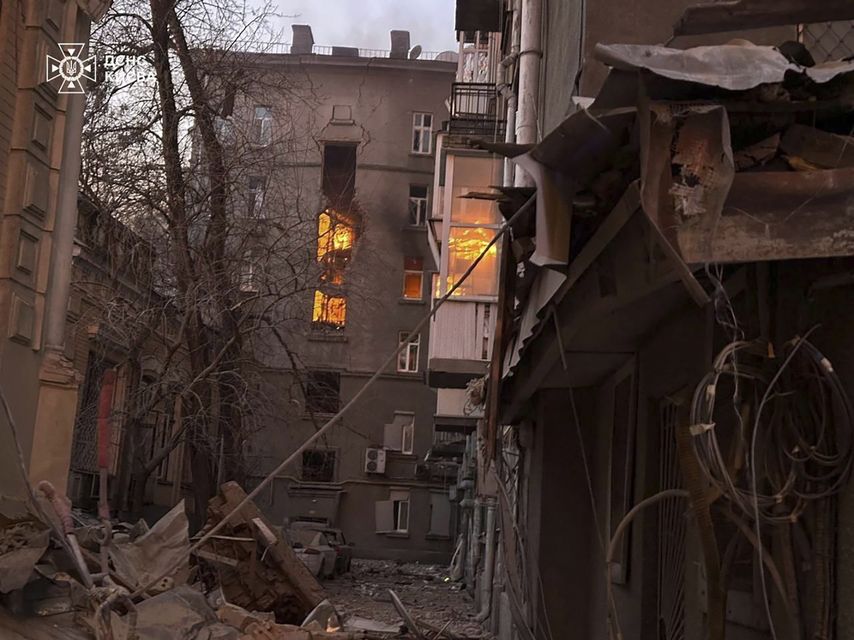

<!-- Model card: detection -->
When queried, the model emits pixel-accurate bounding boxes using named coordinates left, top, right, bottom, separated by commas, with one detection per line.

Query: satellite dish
left=409, top=45, right=423, bottom=60
left=436, top=50, right=458, bottom=63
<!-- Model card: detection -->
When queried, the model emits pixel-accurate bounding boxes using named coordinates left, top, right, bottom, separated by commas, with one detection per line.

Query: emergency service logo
left=46, top=43, right=97, bottom=94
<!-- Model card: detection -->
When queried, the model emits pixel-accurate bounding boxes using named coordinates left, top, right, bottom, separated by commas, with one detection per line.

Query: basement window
left=412, top=113, right=433, bottom=155
left=304, top=370, right=340, bottom=414
left=403, top=257, right=424, bottom=300
left=301, top=449, right=336, bottom=482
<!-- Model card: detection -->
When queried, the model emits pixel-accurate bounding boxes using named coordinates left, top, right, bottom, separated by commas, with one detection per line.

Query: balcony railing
left=448, top=82, right=506, bottom=139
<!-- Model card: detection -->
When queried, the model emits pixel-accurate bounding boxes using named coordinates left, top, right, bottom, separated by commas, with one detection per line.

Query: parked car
left=289, top=528, right=336, bottom=579
left=291, top=522, right=353, bottom=574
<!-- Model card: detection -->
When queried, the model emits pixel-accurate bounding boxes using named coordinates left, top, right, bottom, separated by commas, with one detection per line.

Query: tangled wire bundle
left=690, top=335, right=854, bottom=524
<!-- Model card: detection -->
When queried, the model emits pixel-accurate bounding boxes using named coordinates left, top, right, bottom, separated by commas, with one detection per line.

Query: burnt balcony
left=448, top=83, right=505, bottom=139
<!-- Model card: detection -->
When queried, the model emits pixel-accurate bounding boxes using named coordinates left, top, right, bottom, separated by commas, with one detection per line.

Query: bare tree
left=76, top=0, right=361, bottom=522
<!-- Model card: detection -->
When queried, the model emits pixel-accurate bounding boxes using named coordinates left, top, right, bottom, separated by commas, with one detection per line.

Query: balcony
left=428, top=300, right=494, bottom=388
left=448, top=83, right=505, bottom=140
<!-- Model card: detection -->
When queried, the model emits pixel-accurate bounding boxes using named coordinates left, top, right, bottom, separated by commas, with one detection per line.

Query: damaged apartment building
left=179, top=27, right=459, bottom=563
left=430, top=1, right=854, bottom=639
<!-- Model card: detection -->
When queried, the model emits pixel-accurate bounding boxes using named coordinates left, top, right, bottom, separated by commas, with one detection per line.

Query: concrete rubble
left=0, top=482, right=487, bottom=640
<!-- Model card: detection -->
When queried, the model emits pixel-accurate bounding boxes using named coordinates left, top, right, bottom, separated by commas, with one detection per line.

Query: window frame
left=247, top=176, right=266, bottom=217
left=391, top=490, right=410, bottom=532
left=412, top=112, right=433, bottom=155
left=408, top=185, right=429, bottom=225
left=301, top=448, right=337, bottom=482
left=312, top=290, right=347, bottom=330
left=401, top=421, right=414, bottom=455
left=397, top=332, right=421, bottom=373
left=252, top=105, right=273, bottom=146
left=304, top=370, right=341, bottom=415
left=402, top=257, right=424, bottom=301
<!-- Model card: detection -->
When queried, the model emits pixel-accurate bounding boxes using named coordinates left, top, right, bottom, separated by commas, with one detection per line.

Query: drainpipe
left=476, top=499, right=497, bottom=621
left=514, top=0, right=542, bottom=187
left=44, top=13, right=91, bottom=350
left=470, top=498, right=483, bottom=585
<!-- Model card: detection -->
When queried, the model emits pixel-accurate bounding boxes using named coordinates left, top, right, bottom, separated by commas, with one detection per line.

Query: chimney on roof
left=390, top=30, right=410, bottom=59
left=292, top=24, right=314, bottom=55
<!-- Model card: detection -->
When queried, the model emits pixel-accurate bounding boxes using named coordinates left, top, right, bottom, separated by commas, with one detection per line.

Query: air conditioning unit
left=364, top=447, right=387, bottom=474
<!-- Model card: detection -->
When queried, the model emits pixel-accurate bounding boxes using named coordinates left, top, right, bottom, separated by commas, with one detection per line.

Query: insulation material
left=513, top=154, right=572, bottom=267
left=639, top=102, right=734, bottom=253
left=109, top=500, right=191, bottom=590
left=594, top=43, right=854, bottom=91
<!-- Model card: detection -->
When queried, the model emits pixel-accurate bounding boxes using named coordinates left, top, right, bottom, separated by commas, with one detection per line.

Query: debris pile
left=0, top=481, right=486, bottom=640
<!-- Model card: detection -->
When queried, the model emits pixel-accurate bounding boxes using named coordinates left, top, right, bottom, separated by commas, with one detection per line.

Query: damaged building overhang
left=493, top=41, right=854, bottom=425
left=674, top=0, right=854, bottom=37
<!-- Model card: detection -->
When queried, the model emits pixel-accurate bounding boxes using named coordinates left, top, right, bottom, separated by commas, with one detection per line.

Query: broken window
left=412, top=113, right=433, bottom=154
left=384, top=411, right=415, bottom=453
left=322, top=143, right=357, bottom=206
left=408, top=185, right=429, bottom=225
left=312, top=290, right=346, bottom=329
left=403, top=257, right=424, bottom=300
left=301, top=449, right=336, bottom=482
left=397, top=332, right=420, bottom=373
left=252, top=106, right=273, bottom=145
left=392, top=490, right=410, bottom=532
left=247, top=176, right=265, bottom=216
left=317, top=210, right=355, bottom=264
left=304, top=370, right=340, bottom=414
left=429, top=491, right=451, bottom=537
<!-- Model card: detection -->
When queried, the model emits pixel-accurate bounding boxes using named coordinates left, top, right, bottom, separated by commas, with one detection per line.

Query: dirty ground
left=323, top=560, right=489, bottom=638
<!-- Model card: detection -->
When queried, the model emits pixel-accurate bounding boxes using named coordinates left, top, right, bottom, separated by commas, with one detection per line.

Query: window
left=403, top=257, right=424, bottom=300
left=247, top=176, right=265, bottom=216
left=305, top=370, right=340, bottom=414
left=252, top=106, right=273, bottom=145
left=317, top=210, right=355, bottom=264
left=312, top=290, right=346, bottom=329
left=408, top=185, right=429, bottom=225
left=301, top=449, right=336, bottom=482
left=393, top=493, right=410, bottom=532
left=322, top=144, right=357, bottom=206
left=384, top=412, right=415, bottom=453
left=375, top=489, right=410, bottom=533
left=239, top=260, right=259, bottom=292
left=446, top=226, right=499, bottom=297
left=397, top=332, right=420, bottom=373
left=412, top=112, right=433, bottom=154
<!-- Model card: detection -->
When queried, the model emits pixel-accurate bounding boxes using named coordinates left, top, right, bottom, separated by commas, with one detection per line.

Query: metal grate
left=448, top=82, right=506, bottom=139
left=800, top=21, right=854, bottom=63
left=657, top=399, right=687, bottom=640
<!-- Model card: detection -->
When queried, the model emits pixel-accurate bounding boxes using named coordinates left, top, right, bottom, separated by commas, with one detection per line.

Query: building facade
left=223, top=28, right=459, bottom=563
left=0, top=0, right=107, bottom=511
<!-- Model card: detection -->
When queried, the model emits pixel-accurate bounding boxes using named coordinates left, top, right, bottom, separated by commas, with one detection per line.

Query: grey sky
left=276, top=0, right=458, bottom=54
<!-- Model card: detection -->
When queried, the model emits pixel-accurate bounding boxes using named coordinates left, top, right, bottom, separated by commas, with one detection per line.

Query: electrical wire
left=129, top=193, right=538, bottom=599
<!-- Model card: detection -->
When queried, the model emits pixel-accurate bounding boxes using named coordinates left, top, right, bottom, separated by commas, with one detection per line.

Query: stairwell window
left=412, top=112, right=433, bottom=155
left=252, top=106, right=273, bottom=145
left=397, top=332, right=420, bottom=373
left=403, top=257, right=424, bottom=300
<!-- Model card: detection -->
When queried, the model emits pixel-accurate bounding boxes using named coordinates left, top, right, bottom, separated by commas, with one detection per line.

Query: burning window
left=317, top=211, right=355, bottom=262
left=322, top=143, right=357, bottom=206
left=403, top=257, right=424, bottom=300
left=446, top=226, right=499, bottom=297
left=312, top=290, right=346, bottom=328
left=301, top=449, right=336, bottom=482
left=305, top=370, right=340, bottom=414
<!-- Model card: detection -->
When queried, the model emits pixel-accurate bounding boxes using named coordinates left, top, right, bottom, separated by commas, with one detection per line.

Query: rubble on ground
left=0, top=482, right=486, bottom=640
left=323, top=560, right=487, bottom=638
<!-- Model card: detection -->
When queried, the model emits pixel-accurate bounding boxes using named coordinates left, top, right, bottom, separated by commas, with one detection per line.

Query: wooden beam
left=675, top=0, right=854, bottom=36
